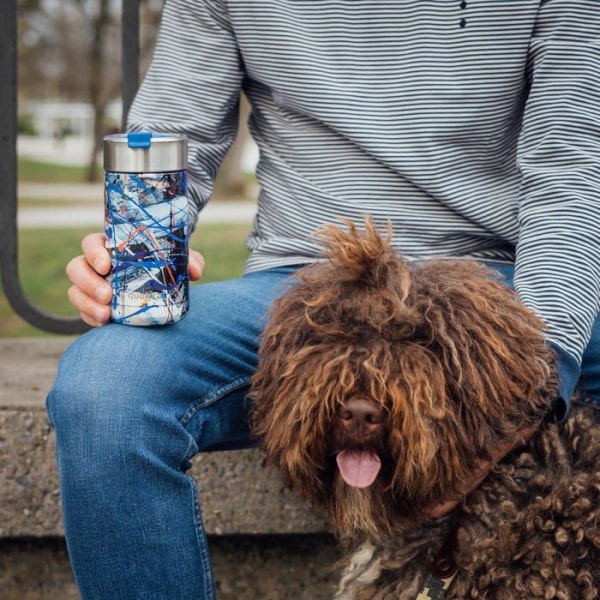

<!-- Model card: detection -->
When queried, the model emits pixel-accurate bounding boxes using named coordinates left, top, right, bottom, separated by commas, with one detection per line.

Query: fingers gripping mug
left=103, top=131, right=189, bottom=326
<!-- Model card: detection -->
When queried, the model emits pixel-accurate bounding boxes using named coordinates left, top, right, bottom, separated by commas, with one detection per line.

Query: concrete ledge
left=0, top=338, right=330, bottom=537
left=0, top=535, right=340, bottom=600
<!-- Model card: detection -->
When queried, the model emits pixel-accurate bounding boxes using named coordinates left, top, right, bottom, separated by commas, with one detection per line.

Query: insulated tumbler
left=103, top=131, right=189, bottom=326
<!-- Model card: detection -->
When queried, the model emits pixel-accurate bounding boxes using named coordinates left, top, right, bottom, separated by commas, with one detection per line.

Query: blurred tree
left=86, top=0, right=111, bottom=181
left=18, top=0, right=119, bottom=101
left=17, top=0, right=251, bottom=193
left=213, top=94, right=252, bottom=200
left=17, top=0, right=161, bottom=181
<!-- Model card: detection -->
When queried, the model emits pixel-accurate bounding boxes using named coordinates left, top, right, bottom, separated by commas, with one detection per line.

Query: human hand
left=424, top=421, right=542, bottom=520
left=66, top=232, right=205, bottom=327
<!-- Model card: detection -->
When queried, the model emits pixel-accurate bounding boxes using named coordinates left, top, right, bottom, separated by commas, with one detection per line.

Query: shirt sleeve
left=514, top=0, right=600, bottom=414
left=126, top=0, right=244, bottom=229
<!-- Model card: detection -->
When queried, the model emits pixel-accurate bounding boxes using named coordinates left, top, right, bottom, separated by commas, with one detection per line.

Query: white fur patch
left=336, top=541, right=382, bottom=599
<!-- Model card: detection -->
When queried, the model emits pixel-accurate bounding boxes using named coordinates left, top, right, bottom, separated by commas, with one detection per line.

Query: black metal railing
left=0, top=0, right=140, bottom=334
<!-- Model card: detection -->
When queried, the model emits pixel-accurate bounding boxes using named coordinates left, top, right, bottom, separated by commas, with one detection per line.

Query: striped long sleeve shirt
left=129, top=0, right=600, bottom=408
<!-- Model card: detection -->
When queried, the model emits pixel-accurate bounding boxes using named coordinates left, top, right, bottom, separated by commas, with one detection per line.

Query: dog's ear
left=406, top=260, right=558, bottom=471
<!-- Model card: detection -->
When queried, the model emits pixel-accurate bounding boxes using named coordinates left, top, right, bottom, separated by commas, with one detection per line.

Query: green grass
left=17, top=156, right=258, bottom=197
left=18, top=157, right=101, bottom=183
left=19, top=198, right=81, bottom=208
left=0, top=223, right=251, bottom=337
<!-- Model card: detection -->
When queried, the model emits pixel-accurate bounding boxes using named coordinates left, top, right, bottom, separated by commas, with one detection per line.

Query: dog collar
left=415, top=531, right=458, bottom=599
left=415, top=569, right=456, bottom=600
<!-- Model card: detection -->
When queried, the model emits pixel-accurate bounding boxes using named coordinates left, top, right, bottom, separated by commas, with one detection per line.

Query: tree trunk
left=213, top=94, right=252, bottom=200
left=86, top=0, right=111, bottom=182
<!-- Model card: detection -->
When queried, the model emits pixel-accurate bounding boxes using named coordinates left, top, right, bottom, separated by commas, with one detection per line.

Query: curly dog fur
left=249, top=219, right=600, bottom=599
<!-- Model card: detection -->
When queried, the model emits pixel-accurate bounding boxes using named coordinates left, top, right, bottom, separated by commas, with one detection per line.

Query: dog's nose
left=338, top=398, right=383, bottom=436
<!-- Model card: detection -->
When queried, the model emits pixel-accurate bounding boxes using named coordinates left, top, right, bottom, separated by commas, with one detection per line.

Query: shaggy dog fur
left=249, top=219, right=600, bottom=599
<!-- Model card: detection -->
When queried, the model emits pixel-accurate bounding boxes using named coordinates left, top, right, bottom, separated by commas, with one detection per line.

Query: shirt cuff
left=548, top=342, right=580, bottom=421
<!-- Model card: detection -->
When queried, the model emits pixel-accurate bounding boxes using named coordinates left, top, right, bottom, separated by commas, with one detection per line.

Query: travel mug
left=103, top=131, right=189, bottom=326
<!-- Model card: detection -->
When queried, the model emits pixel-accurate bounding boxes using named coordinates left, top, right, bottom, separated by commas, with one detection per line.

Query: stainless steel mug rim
left=103, top=132, right=188, bottom=173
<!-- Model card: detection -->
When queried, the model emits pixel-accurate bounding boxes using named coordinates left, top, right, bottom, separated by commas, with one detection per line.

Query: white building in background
left=21, top=100, right=122, bottom=139
left=18, top=99, right=259, bottom=171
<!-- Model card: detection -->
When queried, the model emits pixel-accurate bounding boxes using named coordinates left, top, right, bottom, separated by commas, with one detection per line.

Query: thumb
left=188, top=249, right=205, bottom=281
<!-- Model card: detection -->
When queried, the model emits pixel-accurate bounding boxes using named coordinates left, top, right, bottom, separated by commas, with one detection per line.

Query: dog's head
left=249, top=219, right=557, bottom=539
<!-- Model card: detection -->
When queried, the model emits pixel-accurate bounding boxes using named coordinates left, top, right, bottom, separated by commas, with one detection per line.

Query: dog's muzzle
left=337, top=398, right=383, bottom=437
left=336, top=398, right=384, bottom=489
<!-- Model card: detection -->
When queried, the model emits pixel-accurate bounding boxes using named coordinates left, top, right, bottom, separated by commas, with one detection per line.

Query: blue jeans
left=47, top=263, right=599, bottom=599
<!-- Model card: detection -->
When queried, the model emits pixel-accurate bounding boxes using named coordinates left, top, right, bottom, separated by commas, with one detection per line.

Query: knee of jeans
left=47, top=328, right=180, bottom=452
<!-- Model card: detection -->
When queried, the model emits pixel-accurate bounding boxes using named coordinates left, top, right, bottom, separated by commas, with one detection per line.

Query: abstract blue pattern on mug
left=104, top=171, right=189, bottom=325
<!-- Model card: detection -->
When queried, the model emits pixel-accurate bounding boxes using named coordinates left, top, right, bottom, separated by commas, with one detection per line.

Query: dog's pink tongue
left=336, top=450, right=381, bottom=489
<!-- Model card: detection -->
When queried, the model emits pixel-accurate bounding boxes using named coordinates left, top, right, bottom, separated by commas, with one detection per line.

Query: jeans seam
left=179, top=376, right=253, bottom=599
left=179, top=375, right=252, bottom=427
left=189, top=476, right=216, bottom=600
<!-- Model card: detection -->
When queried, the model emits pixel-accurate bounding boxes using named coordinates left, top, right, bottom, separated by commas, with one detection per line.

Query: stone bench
left=0, top=338, right=337, bottom=600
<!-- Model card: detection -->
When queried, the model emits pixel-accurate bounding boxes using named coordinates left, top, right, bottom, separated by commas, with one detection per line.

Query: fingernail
left=95, top=308, right=108, bottom=323
left=95, top=285, right=112, bottom=303
left=94, top=257, right=110, bottom=274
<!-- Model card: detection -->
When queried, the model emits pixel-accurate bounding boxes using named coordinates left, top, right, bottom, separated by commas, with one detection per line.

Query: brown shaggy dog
left=249, top=219, right=600, bottom=599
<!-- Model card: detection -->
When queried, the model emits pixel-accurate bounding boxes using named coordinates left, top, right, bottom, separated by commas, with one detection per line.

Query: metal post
left=121, top=0, right=140, bottom=128
left=0, top=0, right=141, bottom=334
left=0, top=1, right=88, bottom=334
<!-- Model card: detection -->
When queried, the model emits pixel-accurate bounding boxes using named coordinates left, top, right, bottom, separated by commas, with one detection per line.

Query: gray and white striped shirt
left=129, top=0, right=600, bottom=397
